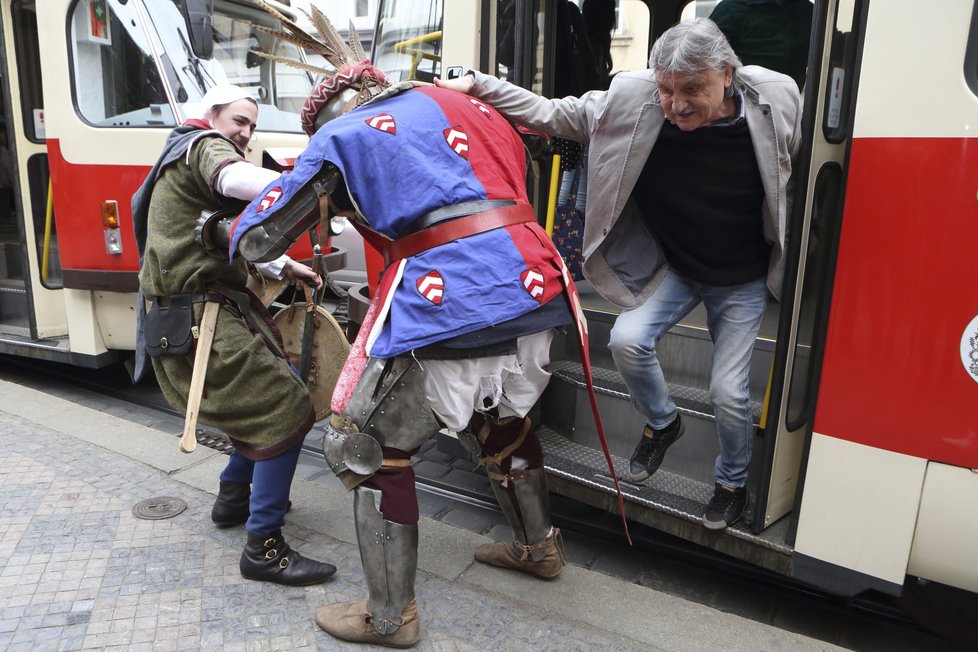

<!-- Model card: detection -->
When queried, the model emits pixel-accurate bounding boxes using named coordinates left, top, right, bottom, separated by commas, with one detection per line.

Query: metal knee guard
left=353, top=486, right=418, bottom=635
left=323, top=357, right=442, bottom=489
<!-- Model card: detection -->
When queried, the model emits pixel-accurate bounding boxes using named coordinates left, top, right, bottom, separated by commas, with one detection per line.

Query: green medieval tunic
left=139, top=135, right=314, bottom=459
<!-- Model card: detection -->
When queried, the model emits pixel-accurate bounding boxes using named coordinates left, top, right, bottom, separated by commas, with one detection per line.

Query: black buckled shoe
left=702, top=483, right=748, bottom=530
left=622, top=414, right=684, bottom=482
left=211, top=482, right=251, bottom=527
left=239, top=531, right=336, bottom=586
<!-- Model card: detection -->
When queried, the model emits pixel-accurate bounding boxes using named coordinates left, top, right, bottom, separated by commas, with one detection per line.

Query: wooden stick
left=179, top=301, right=220, bottom=453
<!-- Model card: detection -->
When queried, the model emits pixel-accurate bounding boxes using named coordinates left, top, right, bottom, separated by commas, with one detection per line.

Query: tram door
left=752, top=0, right=861, bottom=530
left=0, top=1, right=66, bottom=343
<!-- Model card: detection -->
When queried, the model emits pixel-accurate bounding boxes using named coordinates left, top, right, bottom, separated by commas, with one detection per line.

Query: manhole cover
left=132, top=496, right=187, bottom=520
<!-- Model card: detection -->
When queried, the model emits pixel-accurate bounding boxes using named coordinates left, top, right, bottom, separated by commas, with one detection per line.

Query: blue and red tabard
left=231, top=85, right=566, bottom=359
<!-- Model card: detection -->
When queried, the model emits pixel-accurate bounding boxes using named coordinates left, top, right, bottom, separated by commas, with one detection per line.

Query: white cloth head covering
left=185, top=84, right=257, bottom=123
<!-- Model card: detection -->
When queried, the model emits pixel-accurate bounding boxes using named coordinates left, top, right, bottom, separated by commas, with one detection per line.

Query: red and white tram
left=370, top=0, right=978, bottom=635
left=1, top=0, right=976, bottom=638
left=0, top=0, right=323, bottom=368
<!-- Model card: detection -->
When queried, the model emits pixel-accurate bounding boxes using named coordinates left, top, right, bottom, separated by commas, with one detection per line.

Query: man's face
left=655, top=66, right=733, bottom=131
left=212, top=99, right=258, bottom=152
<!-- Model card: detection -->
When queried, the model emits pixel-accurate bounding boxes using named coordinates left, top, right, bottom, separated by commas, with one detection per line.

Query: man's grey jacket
left=468, top=65, right=801, bottom=307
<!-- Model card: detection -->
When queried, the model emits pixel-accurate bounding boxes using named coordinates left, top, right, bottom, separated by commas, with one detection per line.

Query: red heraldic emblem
left=365, top=113, right=397, bottom=134
left=417, top=271, right=445, bottom=305
left=258, top=187, right=282, bottom=212
left=469, top=98, right=492, bottom=118
left=521, top=267, right=545, bottom=302
left=443, top=126, right=469, bottom=159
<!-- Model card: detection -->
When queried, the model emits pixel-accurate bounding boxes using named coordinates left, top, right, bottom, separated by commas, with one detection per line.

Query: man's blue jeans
left=608, top=269, right=768, bottom=489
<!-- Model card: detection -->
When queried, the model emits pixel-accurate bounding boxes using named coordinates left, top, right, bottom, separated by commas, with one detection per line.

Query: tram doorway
left=0, top=0, right=65, bottom=343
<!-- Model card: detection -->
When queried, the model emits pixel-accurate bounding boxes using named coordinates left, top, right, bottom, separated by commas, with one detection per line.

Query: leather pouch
left=144, top=294, right=195, bottom=357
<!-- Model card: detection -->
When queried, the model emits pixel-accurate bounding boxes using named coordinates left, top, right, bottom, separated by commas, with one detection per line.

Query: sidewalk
left=0, top=376, right=849, bottom=651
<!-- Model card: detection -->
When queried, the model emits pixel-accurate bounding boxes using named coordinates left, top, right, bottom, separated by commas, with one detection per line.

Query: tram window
left=785, top=163, right=841, bottom=429
left=208, top=12, right=312, bottom=132
left=373, top=0, right=444, bottom=83
left=611, top=1, right=652, bottom=74
left=967, top=1, right=978, bottom=97
left=11, top=1, right=44, bottom=143
left=69, top=0, right=178, bottom=128
left=136, top=2, right=313, bottom=134
left=26, top=156, right=62, bottom=290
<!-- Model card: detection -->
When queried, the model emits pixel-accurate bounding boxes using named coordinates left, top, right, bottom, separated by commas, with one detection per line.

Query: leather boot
left=474, top=527, right=564, bottom=579
left=239, top=530, right=336, bottom=586
left=316, top=487, right=421, bottom=647
left=211, top=482, right=250, bottom=527
left=315, top=599, right=420, bottom=648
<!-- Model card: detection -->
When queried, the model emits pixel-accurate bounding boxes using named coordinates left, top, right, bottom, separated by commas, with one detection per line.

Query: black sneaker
left=622, top=414, right=684, bottom=482
left=702, top=483, right=747, bottom=530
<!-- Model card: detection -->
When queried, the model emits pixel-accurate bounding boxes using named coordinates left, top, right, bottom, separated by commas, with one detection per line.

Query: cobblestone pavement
left=0, top=404, right=649, bottom=652
left=0, top=371, right=966, bottom=652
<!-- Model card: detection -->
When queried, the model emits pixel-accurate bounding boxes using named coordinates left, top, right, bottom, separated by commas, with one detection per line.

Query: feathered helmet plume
left=248, top=0, right=389, bottom=136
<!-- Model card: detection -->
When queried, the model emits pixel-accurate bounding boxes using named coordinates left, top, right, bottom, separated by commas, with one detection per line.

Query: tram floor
left=0, top=358, right=970, bottom=651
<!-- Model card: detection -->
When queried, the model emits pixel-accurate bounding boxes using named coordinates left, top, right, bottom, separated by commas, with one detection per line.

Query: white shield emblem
left=417, top=271, right=445, bottom=305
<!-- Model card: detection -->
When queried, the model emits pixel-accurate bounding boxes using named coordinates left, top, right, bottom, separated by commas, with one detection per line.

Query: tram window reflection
left=69, top=0, right=179, bottom=128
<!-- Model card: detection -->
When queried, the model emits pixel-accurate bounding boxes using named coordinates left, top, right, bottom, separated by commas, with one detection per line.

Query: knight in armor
left=133, top=84, right=336, bottom=587
left=220, top=6, right=584, bottom=647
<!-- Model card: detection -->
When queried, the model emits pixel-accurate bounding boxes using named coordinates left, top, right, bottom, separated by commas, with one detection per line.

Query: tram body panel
left=802, top=0, right=978, bottom=597
left=853, top=0, right=976, bottom=139
left=815, top=136, right=978, bottom=468
left=0, top=0, right=316, bottom=364
left=794, top=433, right=926, bottom=594
left=907, top=462, right=978, bottom=593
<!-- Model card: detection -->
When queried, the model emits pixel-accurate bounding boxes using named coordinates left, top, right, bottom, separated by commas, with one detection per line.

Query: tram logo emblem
left=258, top=187, right=282, bottom=212
left=469, top=98, right=492, bottom=118
left=417, top=271, right=444, bottom=305
left=962, top=314, right=978, bottom=383
left=365, top=113, right=396, bottom=134
left=521, top=267, right=545, bottom=302
left=444, top=126, right=469, bottom=159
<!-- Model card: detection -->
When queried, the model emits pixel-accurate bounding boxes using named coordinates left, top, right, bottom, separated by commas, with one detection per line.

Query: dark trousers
left=220, top=444, right=302, bottom=535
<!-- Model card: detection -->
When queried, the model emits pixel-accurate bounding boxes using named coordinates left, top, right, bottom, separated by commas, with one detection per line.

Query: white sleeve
left=254, top=255, right=291, bottom=280
left=215, top=162, right=280, bottom=201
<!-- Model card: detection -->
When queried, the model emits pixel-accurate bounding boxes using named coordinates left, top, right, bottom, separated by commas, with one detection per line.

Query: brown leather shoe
left=314, top=599, right=420, bottom=648
left=473, top=528, right=564, bottom=579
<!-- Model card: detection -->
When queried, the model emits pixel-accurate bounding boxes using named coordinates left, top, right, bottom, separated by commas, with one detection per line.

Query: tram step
left=553, top=308, right=775, bottom=406
left=542, top=360, right=762, bottom=486
left=434, top=423, right=793, bottom=567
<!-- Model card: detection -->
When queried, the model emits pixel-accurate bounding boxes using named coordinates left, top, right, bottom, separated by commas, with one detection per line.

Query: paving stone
left=0, top=379, right=949, bottom=652
left=438, top=503, right=505, bottom=534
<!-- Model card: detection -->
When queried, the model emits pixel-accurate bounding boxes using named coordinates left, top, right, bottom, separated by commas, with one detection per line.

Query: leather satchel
left=144, top=295, right=195, bottom=357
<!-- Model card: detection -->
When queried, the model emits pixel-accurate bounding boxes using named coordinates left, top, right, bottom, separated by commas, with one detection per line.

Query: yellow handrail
left=544, top=154, right=561, bottom=237
left=393, top=30, right=443, bottom=50
left=41, top=177, right=53, bottom=285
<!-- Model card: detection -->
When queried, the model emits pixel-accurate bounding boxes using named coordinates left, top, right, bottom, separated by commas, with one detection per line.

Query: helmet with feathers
left=248, top=0, right=390, bottom=136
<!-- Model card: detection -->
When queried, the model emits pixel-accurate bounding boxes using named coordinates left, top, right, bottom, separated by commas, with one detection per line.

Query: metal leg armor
left=463, top=418, right=565, bottom=579
left=354, top=487, right=418, bottom=634
left=314, top=486, right=422, bottom=648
